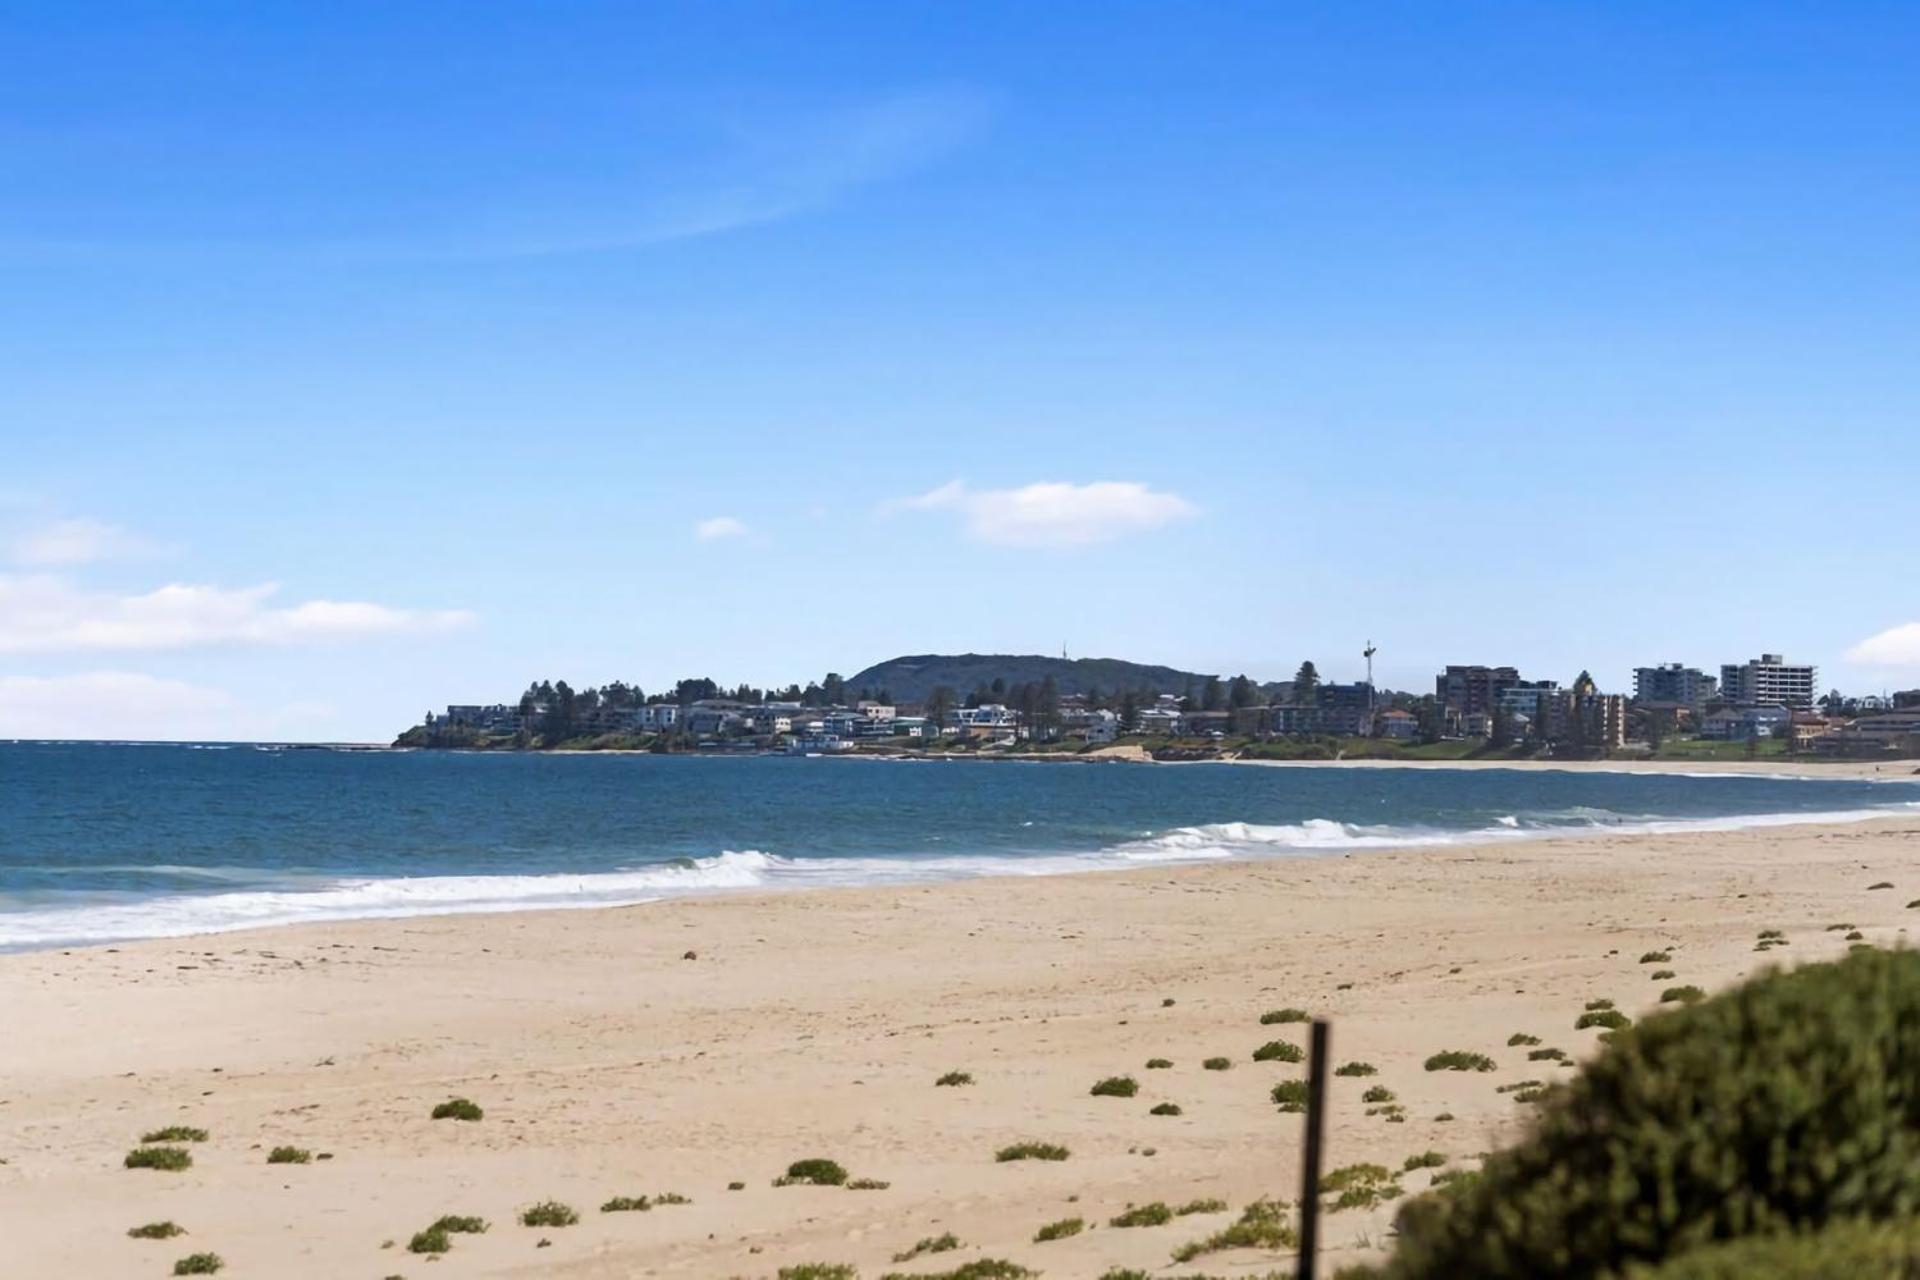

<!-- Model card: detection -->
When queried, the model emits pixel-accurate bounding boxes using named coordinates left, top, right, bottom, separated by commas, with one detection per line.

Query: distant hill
left=843, top=653, right=1220, bottom=703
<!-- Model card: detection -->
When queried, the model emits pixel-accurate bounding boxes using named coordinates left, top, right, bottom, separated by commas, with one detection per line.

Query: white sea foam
left=4, top=803, right=1916, bottom=951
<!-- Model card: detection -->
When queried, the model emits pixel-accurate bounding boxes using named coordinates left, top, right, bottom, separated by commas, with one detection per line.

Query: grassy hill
left=843, top=653, right=1220, bottom=702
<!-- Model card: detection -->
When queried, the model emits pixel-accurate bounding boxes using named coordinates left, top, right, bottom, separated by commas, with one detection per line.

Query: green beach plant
left=1336, top=1060, right=1378, bottom=1075
left=1090, top=1075, right=1139, bottom=1097
left=1171, top=1198, right=1296, bottom=1262
left=125, top=1145, right=192, bottom=1171
left=935, top=1070, right=973, bottom=1087
left=995, top=1141, right=1069, bottom=1162
left=1145, top=1057, right=1172, bottom=1069
left=1424, top=1050, right=1495, bottom=1072
left=266, top=1145, right=310, bottom=1164
left=1272, top=1079, right=1309, bottom=1111
left=1252, top=1039, right=1304, bottom=1063
left=172, top=1253, right=223, bottom=1275
left=1363, top=1084, right=1397, bottom=1103
left=1577, top=1008, right=1631, bottom=1031
left=129, top=1221, right=185, bottom=1239
left=894, top=1233, right=962, bottom=1261
left=1033, top=1216, right=1084, bottom=1242
left=1261, top=1008, right=1310, bottom=1025
left=777, top=1158, right=849, bottom=1186
left=430, top=1097, right=483, bottom=1121
left=1507, top=1033, right=1540, bottom=1046
left=141, top=1126, right=208, bottom=1144
left=408, top=1226, right=450, bottom=1254
left=1202, top=1055, right=1232, bottom=1070
left=1150, top=1102, right=1183, bottom=1115
left=1110, top=1201, right=1174, bottom=1227
left=518, top=1200, right=578, bottom=1228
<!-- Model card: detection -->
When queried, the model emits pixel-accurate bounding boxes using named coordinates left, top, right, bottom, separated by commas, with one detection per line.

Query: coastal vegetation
left=1150, top=1102, right=1183, bottom=1115
left=934, top=1070, right=973, bottom=1086
left=1347, top=949, right=1920, bottom=1279
left=893, top=1233, right=962, bottom=1261
left=141, top=1126, right=208, bottom=1143
left=1145, top=1057, right=1172, bottom=1069
left=1201, top=1056, right=1231, bottom=1071
left=266, top=1146, right=310, bottom=1164
left=995, top=1141, right=1069, bottom=1162
left=1170, top=1198, right=1296, bottom=1262
left=129, top=1221, right=185, bottom=1238
left=430, top=1097, right=483, bottom=1121
left=1423, top=1050, right=1496, bottom=1072
left=125, top=1145, right=192, bottom=1171
left=172, top=1253, right=223, bottom=1274
left=518, top=1200, right=579, bottom=1227
left=1032, top=1216, right=1083, bottom=1242
left=1251, top=1039, right=1303, bottom=1063
left=776, top=1159, right=849, bottom=1186
left=1259, top=1007, right=1309, bottom=1025
left=1271, top=1080, right=1309, bottom=1111
left=1089, top=1075, right=1138, bottom=1097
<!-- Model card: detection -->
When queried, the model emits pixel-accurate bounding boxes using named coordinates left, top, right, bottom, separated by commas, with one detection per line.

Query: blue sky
left=3, top=2, right=1918, bottom=740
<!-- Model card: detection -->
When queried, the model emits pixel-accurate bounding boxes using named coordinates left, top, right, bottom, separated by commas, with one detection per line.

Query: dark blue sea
left=3, top=742, right=1916, bottom=951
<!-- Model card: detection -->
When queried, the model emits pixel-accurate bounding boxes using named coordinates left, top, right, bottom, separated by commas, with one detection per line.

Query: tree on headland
left=925, top=685, right=957, bottom=729
left=1201, top=676, right=1224, bottom=711
left=1228, top=674, right=1257, bottom=709
left=1293, top=661, right=1320, bottom=705
left=1119, top=689, right=1142, bottom=733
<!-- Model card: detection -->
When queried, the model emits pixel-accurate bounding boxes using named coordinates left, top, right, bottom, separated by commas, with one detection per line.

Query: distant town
left=396, top=651, right=1920, bottom=762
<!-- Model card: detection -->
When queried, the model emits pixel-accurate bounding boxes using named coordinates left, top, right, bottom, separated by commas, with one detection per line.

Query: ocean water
left=2, top=742, right=1916, bottom=951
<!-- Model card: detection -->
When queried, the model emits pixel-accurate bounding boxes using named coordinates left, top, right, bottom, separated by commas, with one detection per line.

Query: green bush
left=1618, top=1218, right=1920, bottom=1278
left=877, top=1261, right=1034, bottom=1280
left=266, top=1145, right=310, bottom=1164
left=1261, top=1008, right=1310, bottom=1025
left=1202, top=1056, right=1232, bottom=1071
left=1176, top=1197, right=1226, bottom=1215
left=1508, top=1033, right=1541, bottom=1046
left=408, top=1226, right=450, bottom=1254
left=1662, top=986, right=1705, bottom=1005
left=518, top=1200, right=578, bottom=1227
left=778, top=1158, right=849, bottom=1186
left=995, top=1141, right=1069, bottom=1162
left=1639, top=951, right=1671, bottom=964
left=1529, top=1047, right=1567, bottom=1061
left=431, top=1214, right=487, bottom=1234
left=1033, top=1216, right=1083, bottom=1241
left=1363, top=1085, right=1397, bottom=1103
left=936, top=1071, right=973, bottom=1087
left=1171, top=1198, right=1295, bottom=1262
left=125, top=1145, right=192, bottom=1171
left=172, top=1254, right=223, bottom=1275
left=1424, top=1050, right=1495, bottom=1072
left=431, top=1097, right=483, bottom=1121
left=601, top=1195, right=651, bottom=1212
left=1110, top=1201, right=1173, bottom=1227
left=1091, top=1075, right=1139, bottom=1097
left=1272, top=1080, right=1309, bottom=1112
left=1252, top=1039, right=1304, bottom=1063
left=1404, top=1151, right=1447, bottom=1171
left=141, top=1126, right=208, bottom=1144
left=1576, top=1008, right=1631, bottom=1031
left=1145, top=1057, right=1173, bottom=1069
left=1150, top=1102, right=1183, bottom=1116
left=1650, top=970, right=1676, bottom=981
left=780, top=1267, right=856, bottom=1280
left=1336, top=1060, right=1378, bottom=1076
left=129, top=1221, right=185, bottom=1239
left=1363, top=948, right=1920, bottom=1279
left=894, top=1232, right=962, bottom=1261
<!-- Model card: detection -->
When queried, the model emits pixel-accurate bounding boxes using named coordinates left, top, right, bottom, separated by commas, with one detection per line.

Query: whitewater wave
left=4, top=803, right=1916, bottom=951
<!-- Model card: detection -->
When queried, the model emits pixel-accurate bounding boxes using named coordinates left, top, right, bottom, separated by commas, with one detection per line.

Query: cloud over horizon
left=9, top=517, right=165, bottom=568
left=0, top=575, right=474, bottom=655
left=885, top=479, right=1198, bottom=549
left=1847, top=622, right=1920, bottom=668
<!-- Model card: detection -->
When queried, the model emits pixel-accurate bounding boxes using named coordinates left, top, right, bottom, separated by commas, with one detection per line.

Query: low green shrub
left=1508, top=1033, right=1541, bottom=1046
left=894, top=1233, right=962, bottom=1261
left=1110, top=1201, right=1173, bottom=1227
left=1360, top=948, right=1920, bottom=1279
left=1202, top=1056, right=1232, bottom=1070
left=1618, top=1218, right=1920, bottom=1278
left=1639, top=951, right=1671, bottom=964
left=408, top=1226, right=450, bottom=1254
left=141, top=1126, right=208, bottom=1144
left=125, top=1145, right=192, bottom=1171
left=1662, top=986, right=1705, bottom=1004
left=1150, top=1102, right=1183, bottom=1116
left=1650, top=970, right=1676, bottom=981
left=846, top=1177, right=890, bottom=1190
left=1403, top=1151, right=1447, bottom=1171
left=877, top=1261, right=1034, bottom=1279
left=431, top=1097, right=483, bottom=1121
left=936, top=1071, right=973, bottom=1087
left=266, top=1145, right=310, bottom=1164
left=431, top=1214, right=487, bottom=1234
left=1576, top=1008, right=1631, bottom=1031
left=1336, top=1060, right=1378, bottom=1076
left=129, top=1221, right=184, bottom=1239
left=1146, top=1057, right=1173, bottom=1069
left=1424, top=1050, right=1495, bottom=1072
left=1529, top=1047, right=1567, bottom=1061
left=1033, top=1216, right=1084, bottom=1241
left=780, top=1266, right=857, bottom=1280
left=1363, top=1084, right=1397, bottom=1103
left=518, top=1201, right=578, bottom=1227
left=172, top=1254, right=223, bottom=1275
left=1272, top=1080, right=1309, bottom=1111
left=1171, top=1198, right=1295, bottom=1262
left=1585, top=998, right=1616, bottom=1011
left=1091, top=1075, right=1139, bottom=1097
left=601, top=1195, right=651, bottom=1212
left=1176, top=1197, right=1227, bottom=1214
left=1252, top=1039, right=1303, bottom=1063
left=1261, top=1008, right=1310, bottom=1025
left=778, top=1158, right=849, bottom=1186
left=995, top=1141, right=1069, bottom=1162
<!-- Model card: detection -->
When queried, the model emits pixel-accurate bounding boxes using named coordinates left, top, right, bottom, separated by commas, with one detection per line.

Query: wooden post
left=1297, top=1017, right=1330, bottom=1280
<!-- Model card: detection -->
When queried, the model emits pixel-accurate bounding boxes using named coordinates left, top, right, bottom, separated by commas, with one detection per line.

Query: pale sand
left=5, top=816, right=1920, bottom=1278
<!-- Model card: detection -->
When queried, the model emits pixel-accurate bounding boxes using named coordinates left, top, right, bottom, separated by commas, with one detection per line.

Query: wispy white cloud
left=1848, top=622, right=1920, bottom=668
left=0, top=671, right=336, bottom=742
left=9, top=517, right=165, bottom=567
left=694, top=515, right=750, bottom=542
left=883, top=479, right=1198, bottom=549
left=0, top=575, right=474, bottom=655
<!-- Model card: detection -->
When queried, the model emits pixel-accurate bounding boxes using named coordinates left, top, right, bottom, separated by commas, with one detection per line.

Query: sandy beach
left=5, top=813, right=1920, bottom=1278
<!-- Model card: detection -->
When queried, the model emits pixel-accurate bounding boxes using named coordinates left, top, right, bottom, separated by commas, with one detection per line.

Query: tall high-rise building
left=1719, top=654, right=1817, bottom=709
left=1436, top=665, right=1520, bottom=717
left=1632, top=664, right=1719, bottom=708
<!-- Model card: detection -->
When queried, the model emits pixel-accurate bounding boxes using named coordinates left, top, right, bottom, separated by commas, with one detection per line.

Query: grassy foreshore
left=5, top=815, right=1919, bottom=1277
